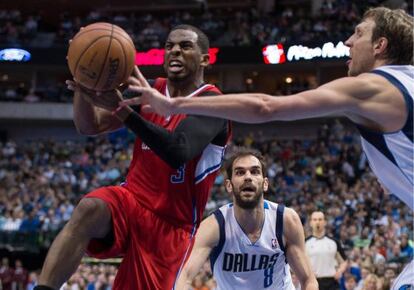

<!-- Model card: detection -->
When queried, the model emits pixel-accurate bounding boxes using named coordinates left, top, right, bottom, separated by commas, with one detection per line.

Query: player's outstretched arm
left=175, top=215, right=219, bottom=290
left=284, top=208, right=319, bottom=290
left=169, top=76, right=368, bottom=123
left=130, top=74, right=390, bottom=124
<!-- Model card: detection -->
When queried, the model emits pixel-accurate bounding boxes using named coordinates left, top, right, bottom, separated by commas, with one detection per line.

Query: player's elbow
left=168, top=150, right=190, bottom=169
left=303, top=277, right=319, bottom=290
left=74, top=124, right=100, bottom=136
left=297, top=271, right=319, bottom=290
left=256, top=94, right=279, bottom=122
left=165, top=134, right=194, bottom=169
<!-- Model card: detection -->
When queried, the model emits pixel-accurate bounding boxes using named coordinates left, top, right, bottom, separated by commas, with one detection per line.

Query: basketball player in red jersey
left=35, top=25, right=231, bottom=290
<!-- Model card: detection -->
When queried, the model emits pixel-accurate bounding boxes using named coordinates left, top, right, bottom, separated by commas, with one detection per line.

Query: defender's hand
left=119, top=86, right=173, bottom=117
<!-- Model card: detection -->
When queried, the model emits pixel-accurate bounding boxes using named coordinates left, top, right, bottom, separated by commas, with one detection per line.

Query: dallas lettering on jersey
left=222, top=252, right=280, bottom=272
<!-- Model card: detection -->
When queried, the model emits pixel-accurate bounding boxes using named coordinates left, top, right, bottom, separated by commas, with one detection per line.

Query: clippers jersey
left=210, top=201, right=294, bottom=290
left=359, top=65, right=414, bottom=209
left=124, top=78, right=231, bottom=232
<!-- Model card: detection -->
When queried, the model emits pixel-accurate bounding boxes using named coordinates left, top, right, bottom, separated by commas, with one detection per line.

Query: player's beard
left=232, top=182, right=264, bottom=210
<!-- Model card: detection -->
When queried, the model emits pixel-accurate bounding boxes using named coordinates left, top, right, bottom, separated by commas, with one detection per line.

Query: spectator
left=361, top=274, right=379, bottom=290
left=344, top=274, right=357, bottom=290
left=400, top=234, right=413, bottom=262
left=12, top=260, right=28, bottom=290
left=26, top=271, right=38, bottom=290
left=0, top=257, right=13, bottom=290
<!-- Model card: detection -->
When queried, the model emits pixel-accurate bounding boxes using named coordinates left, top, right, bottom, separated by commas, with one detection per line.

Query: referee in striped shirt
left=305, top=211, right=348, bottom=290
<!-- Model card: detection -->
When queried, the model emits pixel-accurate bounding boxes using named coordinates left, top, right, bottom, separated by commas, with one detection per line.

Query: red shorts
left=84, top=186, right=194, bottom=290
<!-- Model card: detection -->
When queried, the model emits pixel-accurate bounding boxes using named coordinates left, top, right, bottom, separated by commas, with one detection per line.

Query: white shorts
left=391, top=260, right=414, bottom=290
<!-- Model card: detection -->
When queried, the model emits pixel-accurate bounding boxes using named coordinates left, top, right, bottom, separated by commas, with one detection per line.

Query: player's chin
left=167, top=71, right=188, bottom=80
left=237, top=200, right=259, bottom=209
left=236, top=195, right=260, bottom=209
left=347, top=66, right=359, bottom=77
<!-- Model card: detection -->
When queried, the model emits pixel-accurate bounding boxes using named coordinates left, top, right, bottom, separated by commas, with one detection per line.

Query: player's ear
left=373, top=37, right=388, bottom=58
left=225, top=179, right=233, bottom=193
left=263, top=177, right=269, bottom=192
left=200, top=53, right=209, bottom=68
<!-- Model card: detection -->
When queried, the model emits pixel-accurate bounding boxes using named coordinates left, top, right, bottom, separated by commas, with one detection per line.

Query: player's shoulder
left=198, top=212, right=221, bottom=237
left=282, top=206, right=301, bottom=223
left=151, top=78, right=166, bottom=90
left=194, top=213, right=221, bottom=248
left=358, top=72, right=405, bottom=100
left=263, top=201, right=299, bottom=222
left=198, top=84, right=222, bottom=96
left=202, top=212, right=221, bottom=227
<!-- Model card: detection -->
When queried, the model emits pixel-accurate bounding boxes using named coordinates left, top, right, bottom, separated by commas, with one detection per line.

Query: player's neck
left=372, top=58, right=390, bottom=70
left=234, top=202, right=265, bottom=235
left=313, top=231, right=325, bottom=239
left=167, top=79, right=204, bottom=97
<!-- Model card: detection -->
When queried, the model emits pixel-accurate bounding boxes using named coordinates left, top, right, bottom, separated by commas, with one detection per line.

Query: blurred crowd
left=0, top=257, right=116, bottom=290
left=0, top=120, right=412, bottom=289
left=0, top=84, right=73, bottom=104
left=1, top=0, right=411, bottom=49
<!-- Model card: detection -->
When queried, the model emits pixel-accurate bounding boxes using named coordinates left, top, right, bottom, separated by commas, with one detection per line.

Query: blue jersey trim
left=195, top=163, right=222, bottom=183
left=357, top=126, right=399, bottom=166
left=195, top=147, right=226, bottom=184
left=371, top=69, right=413, bottom=141
left=276, top=204, right=285, bottom=253
left=210, top=210, right=226, bottom=273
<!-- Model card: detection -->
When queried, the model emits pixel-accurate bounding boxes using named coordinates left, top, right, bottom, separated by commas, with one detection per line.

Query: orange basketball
left=67, top=22, right=136, bottom=91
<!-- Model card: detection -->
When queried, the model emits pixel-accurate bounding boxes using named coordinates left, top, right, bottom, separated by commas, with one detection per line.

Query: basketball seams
left=94, top=25, right=115, bottom=90
left=74, top=28, right=133, bottom=45
left=73, top=35, right=110, bottom=80
left=113, top=37, right=128, bottom=87
left=74, top=28, right=113, bottom=40
left=114, top=36, right=135, bottom=82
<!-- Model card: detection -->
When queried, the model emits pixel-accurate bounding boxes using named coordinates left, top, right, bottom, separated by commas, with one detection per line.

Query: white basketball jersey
left=391, top=260, right=414, bottom=290
left=210, top=201, right=294, bottom=290
left=359, top=65, right=414, bottom=209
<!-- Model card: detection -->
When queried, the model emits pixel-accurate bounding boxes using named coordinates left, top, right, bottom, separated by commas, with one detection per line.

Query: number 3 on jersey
left=171, top=165, right=185, bottom=183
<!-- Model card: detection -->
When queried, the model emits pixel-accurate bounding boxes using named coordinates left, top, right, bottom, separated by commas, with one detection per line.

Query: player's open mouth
left=169, top=60, right=184, bottom=72
left=240, top=185, right=256, bottom=193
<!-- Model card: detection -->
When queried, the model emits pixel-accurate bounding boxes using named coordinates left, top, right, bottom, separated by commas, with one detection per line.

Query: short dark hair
left=170, top=24, right=210, bottom=54
left=225, top=147, right=267, bottom=179
left=363, top=7, right=413, bottom=65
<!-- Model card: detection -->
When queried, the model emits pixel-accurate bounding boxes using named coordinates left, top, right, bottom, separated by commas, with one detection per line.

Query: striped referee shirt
left=305, top=235, right=346, bottom=278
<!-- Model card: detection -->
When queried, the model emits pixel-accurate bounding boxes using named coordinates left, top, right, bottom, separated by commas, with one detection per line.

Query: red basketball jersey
left=124, top=78, right=231, bottom=233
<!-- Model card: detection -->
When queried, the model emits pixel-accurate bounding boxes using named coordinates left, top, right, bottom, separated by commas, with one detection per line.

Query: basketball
left=67, top=22, right=136, bottom=91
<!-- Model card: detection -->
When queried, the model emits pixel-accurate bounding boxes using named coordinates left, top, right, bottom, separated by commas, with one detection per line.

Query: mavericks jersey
left=210, top=201, right=294, bottom=290
left=124, top=78, right=231, bottom=233
left=359, top=65, right=414, bottom=209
